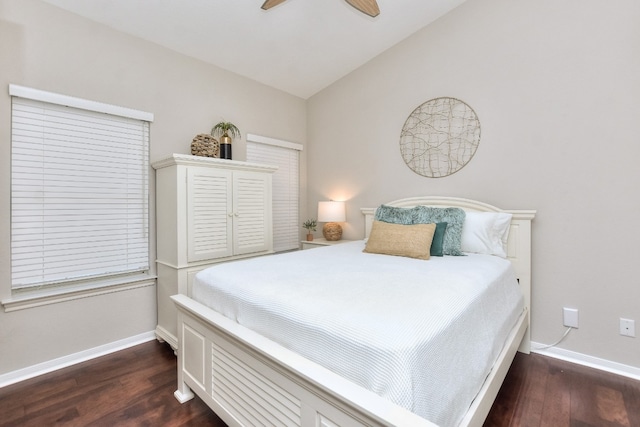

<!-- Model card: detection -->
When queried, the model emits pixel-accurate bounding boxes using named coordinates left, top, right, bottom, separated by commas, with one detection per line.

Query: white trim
left=1, top=275, right=156, bottom=312
left=0, top=331, right=157, bottom=388
left=246, top=133, right=303, bottom=151
left=8, top=84, right=154, bottom=122
left=531, top=342, right=640, bottom=381
left=151, top=153, right=278, bottom=173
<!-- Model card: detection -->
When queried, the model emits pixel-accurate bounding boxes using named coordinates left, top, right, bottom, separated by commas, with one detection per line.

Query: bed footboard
left=172, top=294, right=437, bottom=427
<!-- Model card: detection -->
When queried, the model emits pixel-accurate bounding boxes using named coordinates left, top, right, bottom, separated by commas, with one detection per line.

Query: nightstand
left=301, top=238, right=352, bottom=250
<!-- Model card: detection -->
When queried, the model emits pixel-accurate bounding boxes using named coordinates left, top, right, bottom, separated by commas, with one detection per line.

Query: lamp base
left=322, top=222, right=342, bottom=241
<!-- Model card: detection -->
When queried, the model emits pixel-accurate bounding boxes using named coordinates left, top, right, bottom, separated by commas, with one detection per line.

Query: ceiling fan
left=261, top=0, right=380, bottom=17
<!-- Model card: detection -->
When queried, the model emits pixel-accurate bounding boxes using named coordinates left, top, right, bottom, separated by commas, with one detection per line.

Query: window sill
left=1, top=274, right=156, bottom=313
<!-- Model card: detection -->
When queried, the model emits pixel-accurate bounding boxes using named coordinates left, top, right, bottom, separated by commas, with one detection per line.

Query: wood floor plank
left=0, top=375, right=78, bottom=411
left=484, top=352, right=527, bottom=426
left=509, top=352, right=548, bottom=426
left=622, top=376, right=640, bottom=427
left=539, top=358, right=571, bottom=426
left=569, top=362, right=631, bottom=427
left=23, top=379, right=119, bottom=417
left=2, top=340, right=639, bottom=427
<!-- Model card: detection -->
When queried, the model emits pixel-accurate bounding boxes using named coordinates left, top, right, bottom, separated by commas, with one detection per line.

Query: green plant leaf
left=211, top=121, right=241, bottom=139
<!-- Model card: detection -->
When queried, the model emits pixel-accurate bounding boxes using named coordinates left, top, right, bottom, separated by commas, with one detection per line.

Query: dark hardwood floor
left=1, top=340, right=638, bottom=426
left=0, top=341, right=226, bottom=427
left=485, top=350, right=640, bottom=427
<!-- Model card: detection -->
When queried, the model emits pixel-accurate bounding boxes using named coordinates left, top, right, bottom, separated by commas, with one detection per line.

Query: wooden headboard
left=361, top=196, right=536, bottom=352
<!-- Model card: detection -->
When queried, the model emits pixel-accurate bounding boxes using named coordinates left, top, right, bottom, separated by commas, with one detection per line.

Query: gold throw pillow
left=364, top=221, right=436, bottom=260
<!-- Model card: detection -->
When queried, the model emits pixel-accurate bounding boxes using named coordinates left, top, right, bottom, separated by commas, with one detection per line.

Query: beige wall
left=0, top=0, right=306, bottom=375
left=308, top=0, right=640, bottom=367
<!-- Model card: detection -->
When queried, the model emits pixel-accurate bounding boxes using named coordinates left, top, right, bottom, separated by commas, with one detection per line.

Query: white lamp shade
left=317, top=201, right=346, bottom=222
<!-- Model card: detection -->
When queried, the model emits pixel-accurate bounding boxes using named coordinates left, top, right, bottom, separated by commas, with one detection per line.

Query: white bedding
left=192, top=240, right=524, bottom=426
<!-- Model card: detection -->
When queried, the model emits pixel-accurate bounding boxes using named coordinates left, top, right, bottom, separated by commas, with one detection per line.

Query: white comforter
left=192, top=240, right=524, bottom=426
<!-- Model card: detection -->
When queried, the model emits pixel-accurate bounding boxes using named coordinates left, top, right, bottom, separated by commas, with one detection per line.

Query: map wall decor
left=399, top=97, right=481, bottom=178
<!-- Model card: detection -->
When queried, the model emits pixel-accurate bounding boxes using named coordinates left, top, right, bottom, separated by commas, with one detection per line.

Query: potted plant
left=211, top=121, right=241, bottom=160
left=302, top=219, right=317, bottom=241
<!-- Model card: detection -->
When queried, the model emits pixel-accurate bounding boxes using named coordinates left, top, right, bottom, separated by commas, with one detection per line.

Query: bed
left=171, top=197, right=535, bottom=427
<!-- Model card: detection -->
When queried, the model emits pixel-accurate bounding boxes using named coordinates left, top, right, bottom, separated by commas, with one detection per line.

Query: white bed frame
left=171, top=197, right=535, bottom=427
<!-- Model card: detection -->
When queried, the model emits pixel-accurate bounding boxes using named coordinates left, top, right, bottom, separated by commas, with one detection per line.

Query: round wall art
left=399, top=97, right=481, bottom=178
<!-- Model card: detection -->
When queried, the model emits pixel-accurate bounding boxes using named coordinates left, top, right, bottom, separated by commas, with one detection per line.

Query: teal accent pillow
left=430, top=222, right=447, bottom=257
left=414, top=207, right=466, bottom=256
left=374, top=204, right=416, bottom=225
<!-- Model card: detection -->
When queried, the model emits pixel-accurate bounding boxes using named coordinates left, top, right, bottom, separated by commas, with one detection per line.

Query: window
left=9, top=85, right=153, bottom=294
left=246, top=134, right=302, bottom=252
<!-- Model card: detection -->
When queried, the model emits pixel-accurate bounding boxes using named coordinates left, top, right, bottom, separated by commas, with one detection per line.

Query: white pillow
left=461, top=212, right=512, bottom=258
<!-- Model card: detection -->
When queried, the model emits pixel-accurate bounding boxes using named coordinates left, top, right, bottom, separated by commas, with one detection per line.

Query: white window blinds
left=246, top=134, right=302, bottom=252
left=10, top=85, right=153, bottom=290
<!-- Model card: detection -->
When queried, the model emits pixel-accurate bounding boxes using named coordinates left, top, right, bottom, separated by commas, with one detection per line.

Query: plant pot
left=219, top=135, right=232, bottom=160
left=306, top=233, right=313, bottom=241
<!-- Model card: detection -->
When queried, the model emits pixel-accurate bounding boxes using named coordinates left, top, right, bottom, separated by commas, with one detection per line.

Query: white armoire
left=152, top=154, right=277, bottom=348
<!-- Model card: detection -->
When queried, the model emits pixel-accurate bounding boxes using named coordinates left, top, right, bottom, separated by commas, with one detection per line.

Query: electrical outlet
left=620, top=318, right=635, bottom=337
left=563, top=307, right=579, bottom=328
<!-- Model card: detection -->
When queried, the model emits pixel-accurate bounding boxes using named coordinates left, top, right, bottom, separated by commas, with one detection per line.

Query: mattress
left=192, top=240, right=524, bottom=426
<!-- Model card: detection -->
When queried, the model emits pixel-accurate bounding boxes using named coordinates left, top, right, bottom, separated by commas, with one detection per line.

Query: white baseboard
left=0, top=331, right=157, bottom=388
left=531, top=342, right=640, bottom=381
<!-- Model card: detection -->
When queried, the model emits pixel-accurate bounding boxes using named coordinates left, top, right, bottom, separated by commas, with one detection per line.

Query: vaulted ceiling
left=41, top=0, right=467, bottom=99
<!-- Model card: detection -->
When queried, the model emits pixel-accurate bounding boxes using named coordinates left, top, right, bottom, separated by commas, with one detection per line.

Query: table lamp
left=318, top=201, right=346, bottom=241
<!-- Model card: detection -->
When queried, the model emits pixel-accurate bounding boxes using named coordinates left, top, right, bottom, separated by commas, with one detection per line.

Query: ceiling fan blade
left=261, top=0, right=288, bottom=10
left=344, top=0, right=380, bottom=17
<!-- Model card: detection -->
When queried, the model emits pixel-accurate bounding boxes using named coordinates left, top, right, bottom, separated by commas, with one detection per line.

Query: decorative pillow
left=413, top=206, right=466, bottom=256
left=461, top=212, right=513, bottom=258
left=430, top=222, right=447, bottom=257
left=374, top=204, right=417, bottom=225
left=364, top=221, right=436, bottom=260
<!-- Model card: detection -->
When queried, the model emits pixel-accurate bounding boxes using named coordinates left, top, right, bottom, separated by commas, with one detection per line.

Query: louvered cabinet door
left=187, top=168, right=233, bottom=263
left=232, top=171, right=273, bottom=256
